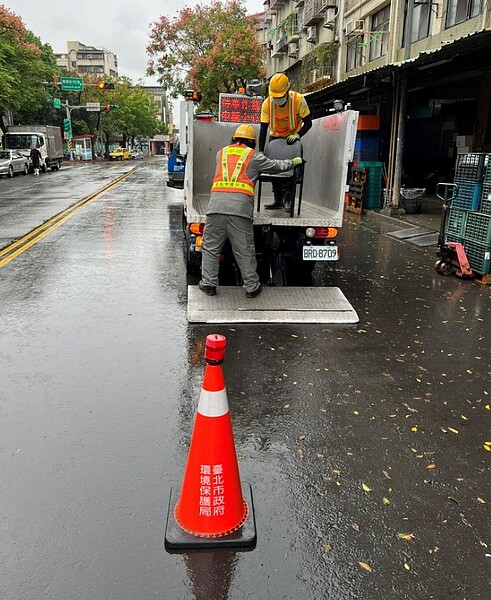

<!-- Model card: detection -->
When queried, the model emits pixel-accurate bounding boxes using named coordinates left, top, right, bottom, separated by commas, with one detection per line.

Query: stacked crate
left=358, top=161, right=384, bottom=209
left=353, top=115, right=382, bottom=209
left=446, top=153, right=491, bottom=275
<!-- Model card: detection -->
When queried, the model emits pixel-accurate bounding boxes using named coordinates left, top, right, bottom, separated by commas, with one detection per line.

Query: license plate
left=302, top=245, right=339, bottom=261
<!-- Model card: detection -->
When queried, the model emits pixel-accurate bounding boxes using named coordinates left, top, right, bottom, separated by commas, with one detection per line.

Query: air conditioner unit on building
left=323, top=13, right=336, bottom=29
left=345, top=19, right=365, bottom=35
left=306, top=26, right=317, bottom=43
left=288, top=42, right=299, bottom=57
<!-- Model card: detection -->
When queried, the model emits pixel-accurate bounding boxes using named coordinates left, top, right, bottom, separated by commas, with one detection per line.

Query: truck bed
left=185, top=111, right=358, bottom=229
left=187, top=194, right=342, bottom=227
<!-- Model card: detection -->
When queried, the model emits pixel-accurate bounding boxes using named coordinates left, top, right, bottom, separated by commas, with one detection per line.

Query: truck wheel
left=41, top=162, right=47, bottom=173
left=7, top=165, right=14, bottom=178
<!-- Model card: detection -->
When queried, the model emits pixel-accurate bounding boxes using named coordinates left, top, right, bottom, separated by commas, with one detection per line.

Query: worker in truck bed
left=258, top=72, right=312, bottom=211
left=198, top=124, right=302, bottom=298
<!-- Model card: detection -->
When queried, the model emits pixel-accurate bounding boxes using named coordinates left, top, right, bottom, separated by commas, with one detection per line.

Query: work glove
left=287, top=133, right=300, bottom=145
left=291, top=157, right=302, bottom=167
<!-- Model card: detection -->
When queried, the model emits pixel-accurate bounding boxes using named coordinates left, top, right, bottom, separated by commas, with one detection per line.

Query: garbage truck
left=181, top=98, right=358, bottom=285
left=3, top=125, right=63, bottom=172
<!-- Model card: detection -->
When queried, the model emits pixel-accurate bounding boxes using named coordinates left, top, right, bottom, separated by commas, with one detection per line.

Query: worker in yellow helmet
left=199, top=124, right=303, bottom=298
left=259, top=73, right=312, bottom=210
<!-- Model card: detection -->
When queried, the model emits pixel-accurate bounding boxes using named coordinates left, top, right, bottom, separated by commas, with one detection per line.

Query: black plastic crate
left=452, top=179, right=482, bottom=210
left=455, top=153, right=488, bottom=182
left=480, top=184, right=491, bottom=214
left=464, top=212, right=491, bottom=245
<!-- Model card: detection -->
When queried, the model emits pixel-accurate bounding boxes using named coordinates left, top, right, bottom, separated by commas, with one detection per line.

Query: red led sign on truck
left=219, top=94, right=262, bottom=124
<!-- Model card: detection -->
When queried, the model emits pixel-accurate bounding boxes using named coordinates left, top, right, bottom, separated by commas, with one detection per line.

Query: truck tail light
left=189, top=223, right=204, bottom=235
left=305, top=227, right=338, bottom=239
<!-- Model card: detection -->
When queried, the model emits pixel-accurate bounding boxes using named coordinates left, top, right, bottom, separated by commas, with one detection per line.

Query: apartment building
left=257, top=0, right=490, bottom=201
left=56, top=41, right=118, bottom=77
left=143, top=86, right=175, bottom=155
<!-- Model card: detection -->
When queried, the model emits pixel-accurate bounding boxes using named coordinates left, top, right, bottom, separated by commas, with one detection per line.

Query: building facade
left=258, top=0, right=489, bottom=96
left=142, top=86, right=175, bottom=155
left=55, top=41, right=118, bottom=77
left=256, top=1, right=490, bottom=204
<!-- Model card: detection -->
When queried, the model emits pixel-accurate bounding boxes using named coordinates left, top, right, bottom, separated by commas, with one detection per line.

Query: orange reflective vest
left=268, top=92, right=302, bottom=137
left=211, top=144, right=255, bottom=196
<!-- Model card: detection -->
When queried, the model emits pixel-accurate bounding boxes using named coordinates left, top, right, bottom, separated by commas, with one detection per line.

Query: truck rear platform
left=187, top=285, right=359, bottom=324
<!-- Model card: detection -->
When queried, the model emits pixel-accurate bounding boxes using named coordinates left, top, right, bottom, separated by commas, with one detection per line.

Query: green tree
left=0, top=5, right=59, bottom=130
left=147, top=0, right=264, bottom=109
left=77, top=77, right=160, bottom=154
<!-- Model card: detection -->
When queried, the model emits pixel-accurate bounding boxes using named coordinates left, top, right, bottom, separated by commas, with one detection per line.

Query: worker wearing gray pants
left=201, top=213, right=259, bottom=295
left=199, top=124, right=302, bottom=298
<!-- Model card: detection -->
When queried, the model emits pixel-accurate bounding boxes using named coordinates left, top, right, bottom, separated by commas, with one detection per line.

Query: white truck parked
left=4, top=125, right=64, bottom=172
left=182, top=100, right=359, bottom=286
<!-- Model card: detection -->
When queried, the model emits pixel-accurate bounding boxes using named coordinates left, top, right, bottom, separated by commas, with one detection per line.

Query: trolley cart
left=434, top=182, right=474, bottom=278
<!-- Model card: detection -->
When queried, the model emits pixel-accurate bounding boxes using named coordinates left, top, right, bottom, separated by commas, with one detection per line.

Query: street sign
left=60, top=77, right=83, bottom=92
left=85, top=102, right=101, bottom=112
left=53, top=98, right=61, bottom=109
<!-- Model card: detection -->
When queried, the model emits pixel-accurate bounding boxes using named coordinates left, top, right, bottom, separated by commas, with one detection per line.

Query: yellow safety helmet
left=233, top=124, right=256, bottom=141
left=269, top=73, right=290, bottom=98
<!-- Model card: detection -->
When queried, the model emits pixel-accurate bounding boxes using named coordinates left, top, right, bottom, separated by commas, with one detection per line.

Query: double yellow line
left=0, top=168, right=134, bottom=269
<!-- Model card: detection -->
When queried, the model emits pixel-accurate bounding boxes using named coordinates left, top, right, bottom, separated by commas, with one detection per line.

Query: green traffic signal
left=63, top=118, right=72, bottom=138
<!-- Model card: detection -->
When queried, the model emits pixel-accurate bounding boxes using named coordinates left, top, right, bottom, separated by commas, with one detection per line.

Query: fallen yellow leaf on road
left=362, top=483, right=372, bottom=492
left=448, top=427, right=459, bottom=434
left=358, top=562, right=372, bottom=572
left=398, top=533, right=415, bottom=541
left=426, top=464, right=436, bottom=470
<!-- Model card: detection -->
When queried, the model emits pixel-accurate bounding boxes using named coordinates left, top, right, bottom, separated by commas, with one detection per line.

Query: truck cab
left=4, top=126, right=63, bottom=172
left=167, top=142, right=186, bottom=189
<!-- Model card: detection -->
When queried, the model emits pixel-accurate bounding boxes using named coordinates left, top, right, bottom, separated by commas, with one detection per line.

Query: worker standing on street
left=199, top=124, right=303, bottom=298
left=259, top=73, right=312, bottom=210
left=30, top=144, right=42, bottom=176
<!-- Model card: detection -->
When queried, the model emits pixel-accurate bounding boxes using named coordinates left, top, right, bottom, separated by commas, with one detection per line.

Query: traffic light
left=98, top=81, right=115, bottom=90
left=184, top=89, right=202, bottom=102
left=63, top=118, right=72, bottom=139
left=104, top=104, right=120, bottom=111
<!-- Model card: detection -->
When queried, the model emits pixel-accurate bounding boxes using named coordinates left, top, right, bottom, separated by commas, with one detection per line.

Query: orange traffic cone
left=164, top=334, right=256, bottom=551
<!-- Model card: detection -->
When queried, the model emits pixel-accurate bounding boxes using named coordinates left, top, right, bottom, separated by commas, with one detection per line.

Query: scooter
left=433, top=182, right=474, bottom=278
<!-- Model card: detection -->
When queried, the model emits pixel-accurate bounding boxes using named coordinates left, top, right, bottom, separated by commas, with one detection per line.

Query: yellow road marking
left=0, top=168, right=134, bottom=268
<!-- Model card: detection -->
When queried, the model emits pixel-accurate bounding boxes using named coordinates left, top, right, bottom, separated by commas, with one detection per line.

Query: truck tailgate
left=187, top=286, right=358, bottom=323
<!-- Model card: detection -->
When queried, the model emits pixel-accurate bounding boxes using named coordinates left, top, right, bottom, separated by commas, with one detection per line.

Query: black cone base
left=164, top=483, right=257, bottom=553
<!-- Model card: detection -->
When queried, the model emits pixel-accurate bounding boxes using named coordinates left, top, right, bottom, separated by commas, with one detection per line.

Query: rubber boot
left=265, top=190, right=283, bottom=210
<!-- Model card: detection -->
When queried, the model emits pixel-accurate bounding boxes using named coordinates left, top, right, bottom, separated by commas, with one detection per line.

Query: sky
left=2, top=0, right=266, bottom=84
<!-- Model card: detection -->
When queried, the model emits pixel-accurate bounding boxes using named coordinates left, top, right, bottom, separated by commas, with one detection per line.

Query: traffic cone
left=164, top=334, right=256, bottom=552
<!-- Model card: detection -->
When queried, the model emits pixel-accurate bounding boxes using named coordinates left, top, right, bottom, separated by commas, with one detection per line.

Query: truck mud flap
left=187, top=286, right=358, bottom=324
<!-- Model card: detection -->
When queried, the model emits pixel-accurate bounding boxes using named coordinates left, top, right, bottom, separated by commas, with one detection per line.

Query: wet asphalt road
left=0, top=158, right=490, bottom=600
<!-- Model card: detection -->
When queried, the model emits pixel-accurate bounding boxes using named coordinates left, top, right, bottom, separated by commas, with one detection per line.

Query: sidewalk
left=364, top=193, right=443, bottom=233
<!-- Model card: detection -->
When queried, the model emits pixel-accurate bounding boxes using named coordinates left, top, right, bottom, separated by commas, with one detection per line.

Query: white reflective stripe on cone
left=197, top=388, right=229, bottom=417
